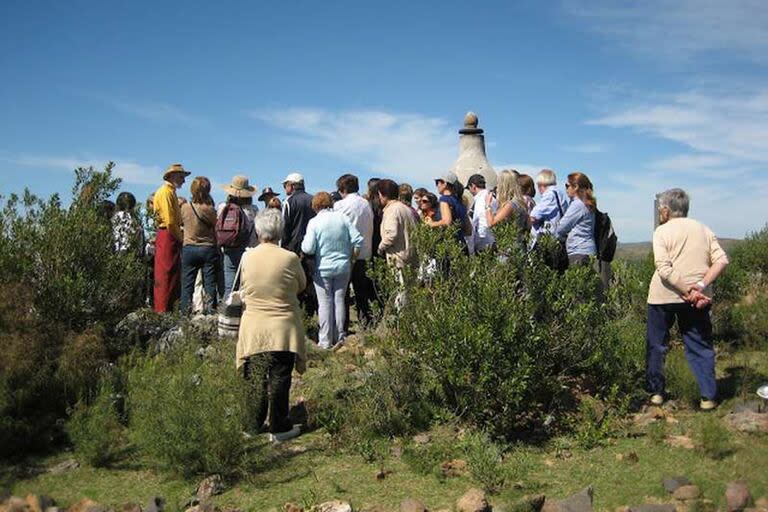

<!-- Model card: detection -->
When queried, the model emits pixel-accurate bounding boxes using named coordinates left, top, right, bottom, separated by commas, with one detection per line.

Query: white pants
left=313, top=272, right=351, bottom=348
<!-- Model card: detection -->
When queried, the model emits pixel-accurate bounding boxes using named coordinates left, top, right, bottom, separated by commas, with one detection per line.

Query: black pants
left=345, top=259, right=377, bottom=331
left=299, top=256, right=318, bottom=318
left=243, top=351, right=295, bottom=434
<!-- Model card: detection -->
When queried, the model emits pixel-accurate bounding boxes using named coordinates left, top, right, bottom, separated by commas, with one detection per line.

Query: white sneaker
left=269, top=425, right=301, bottom=443
left=650, top=394, right=664, bottom=406
left=699, top=398, right=717, bottom=411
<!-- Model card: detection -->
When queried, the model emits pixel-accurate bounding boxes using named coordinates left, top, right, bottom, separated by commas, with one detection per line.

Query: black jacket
left=282, top=188, right=315, bottom=254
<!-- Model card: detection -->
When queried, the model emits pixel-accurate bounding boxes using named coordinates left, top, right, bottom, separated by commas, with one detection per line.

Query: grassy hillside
left=616, top=238, right=742, bottom=261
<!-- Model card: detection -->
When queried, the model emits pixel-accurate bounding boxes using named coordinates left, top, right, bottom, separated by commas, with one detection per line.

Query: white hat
left=282, top=172, right=304, bottom=184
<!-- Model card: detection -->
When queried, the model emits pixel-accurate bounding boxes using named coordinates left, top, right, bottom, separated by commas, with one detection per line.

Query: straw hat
left=222, top=175, right=257, bottom=198
left=257, top=186, right=280, bottom=202
left=163, top=163, right=191, bottom=180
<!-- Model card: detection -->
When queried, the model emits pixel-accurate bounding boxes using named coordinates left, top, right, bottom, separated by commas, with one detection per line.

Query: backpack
left=215, top=203, right=251, bottom=248
left=594, top=209, right=617, bottom=262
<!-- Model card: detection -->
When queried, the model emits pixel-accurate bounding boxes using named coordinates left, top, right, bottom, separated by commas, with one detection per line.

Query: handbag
left=217, top=259, right=244, bottom=338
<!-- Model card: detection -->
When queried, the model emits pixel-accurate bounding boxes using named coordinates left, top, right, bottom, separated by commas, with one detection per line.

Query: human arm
left=155, top=187, right=183, bottom=242
left=652, top=229, right=688, bottom=294
left=300, top=219, right=317, bottom=255
left=378, top=209, right=395, bottom=254
left=486, top=201, right=513, bottom=227
left=291, top=253, right=307, bottom=293
left=425, top=200, right=453, bottom=227
left=346, top=218, right=364, bottom=259
left=554, top=201, right=581, bottom=240
left=529, top=189, right=555, bottom=228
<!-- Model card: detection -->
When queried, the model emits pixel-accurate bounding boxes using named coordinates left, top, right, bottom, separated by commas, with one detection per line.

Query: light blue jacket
left=301, top=209, right=363, bottom=278
left=555, top=197, right=596, bottom=256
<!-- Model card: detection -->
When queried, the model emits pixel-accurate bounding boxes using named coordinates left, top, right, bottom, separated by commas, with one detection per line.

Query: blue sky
left=1, top=0, right=767, bottom=241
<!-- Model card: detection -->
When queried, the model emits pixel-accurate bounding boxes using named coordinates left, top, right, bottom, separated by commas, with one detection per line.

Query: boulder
left=662, top=477, right=692, bottom=494
left=725, top=412, right=768, bottom=434
left=399, top=498, right=428, bottom=512
left=456, top=489, right=491, bottom=512
left=543, top=487, right=593, bottom=512
left=197, top=475, right=225, bottom=501
left=115, top=309, right=175, bottom=344
left=672, top=486, right=701, bottom=501
left=628, top=506, right=676, bottom=512
left=312, top=502, right=352, bottom=512
left=726, top=482, right=752, bottom=512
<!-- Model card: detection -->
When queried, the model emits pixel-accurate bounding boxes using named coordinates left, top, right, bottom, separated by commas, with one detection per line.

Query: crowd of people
left=105, top=163, right=730, bottom=442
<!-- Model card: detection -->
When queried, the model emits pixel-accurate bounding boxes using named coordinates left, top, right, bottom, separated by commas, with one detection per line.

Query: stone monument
left=450, top=111, right=497, bottom=191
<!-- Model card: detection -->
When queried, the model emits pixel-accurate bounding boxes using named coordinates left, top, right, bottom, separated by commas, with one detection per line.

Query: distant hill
left=616, top=238, right=742, bottom=261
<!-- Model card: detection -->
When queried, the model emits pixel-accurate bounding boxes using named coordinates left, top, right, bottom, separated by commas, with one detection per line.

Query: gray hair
left=536, top=169, right=557, bottom=186
left=658, top=188, right=690, bottom=218
left=253, top=208, right=283, bottom=242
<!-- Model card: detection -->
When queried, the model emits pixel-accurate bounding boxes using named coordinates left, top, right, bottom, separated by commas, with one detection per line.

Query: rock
left=662, top=477, right=692, bottom=494
left=157, top=326, right=184, bottom=352
left=511, top=495, right=546, bottom=512
left=726, top=482, right=752, bottom=512
left=283, top=504, right=303, bottom=512
left=725, top=412, right=768, bottom=434
left=197, top=475, right=225, bottom=501
left=628, top=506, right=676, bottom=512
left=312, top=502, right=352, bottom=512
left=399, top=498, right=428, bottom=512
left=733, top=401, right=764, bottom=414
left=25, top=495, right=55, bottom=512
left=412, top=433, right=430, bottom=445
left=45, top=507, right=63, bottom=512
left=755, top=498, right=768, bottom=509
left=672, top=486, right=701, bottom=501
left=633, top=407, right=667, bottom=427
left=120, top=504, right=141, bottom=512
left=67, top=499, right=106, bottom=512
left=48, top=459, right=80, bottom=474
left=543, top=487, right=593, bottom=512
left=665, top=435, right=695, bottom=450
left=616, top=452, right=639, bottom=464
left=456, top=489, right=491, bottom=512
left=184, top=504, right=218, bottom=512
left=440, top=459, right=468, bottom=478
left=145, top=498, right=164, bottom=512
left=4, top=497, right=28, bottom=512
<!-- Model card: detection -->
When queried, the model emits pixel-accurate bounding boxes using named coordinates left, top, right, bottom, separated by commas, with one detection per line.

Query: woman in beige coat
left=237, top=209, right=307, bottom=442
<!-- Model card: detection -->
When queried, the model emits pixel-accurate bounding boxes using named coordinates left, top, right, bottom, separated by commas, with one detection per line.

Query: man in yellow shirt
left=153, top=163, right=190, bottom=312
left=646, top=188, right=729, bottom=410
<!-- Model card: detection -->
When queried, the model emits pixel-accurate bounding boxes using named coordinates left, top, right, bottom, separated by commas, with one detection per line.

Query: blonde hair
left=496, top=170, right=527, bottom=211
left=536, top=169, right=557, bottom=186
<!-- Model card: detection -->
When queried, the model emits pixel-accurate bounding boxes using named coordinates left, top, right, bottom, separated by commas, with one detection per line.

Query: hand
left=486, top=192, right=495, bottom=207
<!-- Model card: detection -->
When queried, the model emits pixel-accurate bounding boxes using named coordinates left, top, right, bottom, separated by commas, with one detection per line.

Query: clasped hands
left=684, top=285, right=711, bottom=309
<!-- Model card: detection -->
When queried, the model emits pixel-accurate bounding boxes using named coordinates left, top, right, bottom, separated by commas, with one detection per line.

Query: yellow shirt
left=647, top=217, right=729, bottom=304
left=153, top=182, right=183, bottom=242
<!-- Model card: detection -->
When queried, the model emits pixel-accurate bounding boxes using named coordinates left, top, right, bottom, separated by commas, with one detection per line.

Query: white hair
left=658, top=188, right=690, bottom=218
left=253, top=208, right=283, bottom=242
left=536, top=169, right=557, bottom=186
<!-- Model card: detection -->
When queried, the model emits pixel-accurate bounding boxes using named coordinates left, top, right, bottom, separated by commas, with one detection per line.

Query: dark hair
left=413, top=187, right=428, bottom=198
left=336, top=174, right=359, bottom=194
left=190, top=176, right=213, bottom=205
left=115, top=192, right=137, bottom=212
left=101, top=199, right=115, bottom=218
left=467, top=174, right=486, bottom=189
left=377, top=179, right=399, bottom=201
left=226, top=195, right=253, bottom=206
left=422, top=192, right=439, bottom=209
left=398, top=183, right=413, bottom=204
left=518, top=174, right=535, bottom=198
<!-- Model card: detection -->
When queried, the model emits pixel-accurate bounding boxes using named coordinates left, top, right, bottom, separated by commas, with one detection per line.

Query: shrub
left=696, top=414, right=733, bottom=460
left=461, top=431, right=508, bottom=494
left=126, top=338, right=261, bottom=478
left=665, top=346, right=700, bottom=407
left=66, top=378, right=125, bottom=467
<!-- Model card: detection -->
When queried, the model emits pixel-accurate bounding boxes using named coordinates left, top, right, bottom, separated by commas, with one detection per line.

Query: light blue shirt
left=530, top=185, right=568, bottom=238
left=555, top=197, right=596, bottom=256
left=301, top=209, right=363, bottom=278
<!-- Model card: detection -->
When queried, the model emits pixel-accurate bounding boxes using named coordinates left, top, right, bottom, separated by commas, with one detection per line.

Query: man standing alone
left=153, top=163, right=190, bottom=312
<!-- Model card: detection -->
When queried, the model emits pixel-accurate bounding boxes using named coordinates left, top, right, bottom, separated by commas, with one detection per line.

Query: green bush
left=665, top=346, right=700, bottom=407
left=66, top=379, right=125, bottom=467
left=696, top=414, right=733, bottom=460
left=126, top=338, right=261, bottom=478
left=461, top=431, right=508, bottom=494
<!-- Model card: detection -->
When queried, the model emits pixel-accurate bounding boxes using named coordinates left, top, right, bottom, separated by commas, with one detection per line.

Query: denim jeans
left=180, top=244, right=219, bottom=313
left=646, top=303, right=716, bottom=400
left=222, top=246, right=246, bottom=299
left=313, top=272, right=351, bottom=348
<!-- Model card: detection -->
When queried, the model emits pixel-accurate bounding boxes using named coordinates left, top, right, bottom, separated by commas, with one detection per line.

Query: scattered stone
left=48, top=459, right=80, bottom=474
left=662, top=477, right=692, bottom=494
left=399, top=498, right=428, bottom=512
left=456, top=488, right=491, bottom=512
left=283, top=504, right=303, bottom=512
left=157, top=326, right=184, bottom=352
left=4, top=497, right=28, bottom=512
left=616, top=452, right=639, bottom=464
left=120, top=504, right=141, bottom=512
left=543, top=487, right=593, bottom=512
left=312, top=502, right=352, bottom=512
left=664, top=435, right=695, bottom=450
left=633, top=407, right=667, bottom=428
left=733, top=401, right=764, bottom=414
left=512, top=495, right=546, bottom=512
left=725, top=411, right=768, bottom=434
left=440, top=459, right=468, bottom=478
left=412, top=433, right=430, bottom=445
left=197, top=475, right=225, bottom=501
left=184, top=503, right=218, bottom=512
left=628, top=505, right=676, bottom=512
left=145, top=497, right=164, bottom=512
left=726, top=482, right=752, bottom=512
left=67, top=498, right=106, bottom=512
left=672, top=486, right=701, bottom=501
left=25, top=495, right=55, bottom=512
left=755, top=498, right=768, bottom=510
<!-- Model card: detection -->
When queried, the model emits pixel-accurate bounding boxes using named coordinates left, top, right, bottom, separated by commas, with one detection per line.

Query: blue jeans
left=313, top=272, right=351, bottom=348
left=222, top=246, right=246, bottom=299
left=180, top=245, right=219, bottom=313
left=646, top=303, right=716, bottom=400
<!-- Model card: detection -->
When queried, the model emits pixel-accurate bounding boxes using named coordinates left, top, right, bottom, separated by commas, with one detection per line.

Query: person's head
left=257, top=186, right=279, bottom=206
left=435, top=170, right=460, bottom=197
left=399, top=183, right=414, bottom=206
left=336, top=174, right=360, bottom=196
left=566, top=172, right=597, bottom=211
left=419, top=192, right=439, bottom=214
left=657, top=188, right=689, bottom=224
left=377, top=179, right=399, bottom=206
left=115, top=192, right=137, bottom=212
left=536, top=169, right=557, bottom=194
left=282, top=172, right=305, bottom=196
left=311, top=191, right=334, bottom=212
left=366, top=178, right=381, bottom=200
left=100, top=200, right=115, bottom=219
left=518, top=174, right=535, bottom=198
left=164, top=163, right=190, bottom=189
left=467, top=174, right=487, bottom=196
left=268, top=196, right=282, bottom=210
left=412, top=187, right=428, bottom=206
left=497, top=170, right=526, bottom=210
left=146, top=193, right=155, bottom=212
left=253, top=208, right=284, bottom=244
left=190, top=176, right=213, bottom=205
left=177, top=197, right=188, bottom=207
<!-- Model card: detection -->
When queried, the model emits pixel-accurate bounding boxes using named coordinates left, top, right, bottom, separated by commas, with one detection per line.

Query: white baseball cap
left=282, top=172, right=304, bottom=184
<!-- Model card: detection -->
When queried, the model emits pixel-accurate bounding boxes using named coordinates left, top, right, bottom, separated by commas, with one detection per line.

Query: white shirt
left=334, top=192, right=374, bottom=260
left=472, top=189, right=496, bottom=251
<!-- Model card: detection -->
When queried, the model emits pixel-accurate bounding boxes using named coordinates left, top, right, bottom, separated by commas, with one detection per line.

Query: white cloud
left=561, top=143, right=608, bottom=154
left=564, top=0, right=768, bottom=63
left=9, top=155, right=160, bottom=185
left=109, top=100, right=205, bottom=126
left=250, top=107, right=458, bottom=182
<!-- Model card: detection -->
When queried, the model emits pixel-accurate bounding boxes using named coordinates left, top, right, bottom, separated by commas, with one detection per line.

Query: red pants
left=153, top=229, right=181, bottom=313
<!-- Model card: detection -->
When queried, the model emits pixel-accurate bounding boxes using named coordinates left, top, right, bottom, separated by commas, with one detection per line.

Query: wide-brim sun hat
left=282, top=172, right=304, bottom=185
left=222, top=175, right=257, bottom=197
left=163, top=163, right=191, bottom=180
left=257, top=186, right=280, bottom=202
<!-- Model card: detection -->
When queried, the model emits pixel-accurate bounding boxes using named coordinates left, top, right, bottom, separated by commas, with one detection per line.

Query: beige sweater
left=236, top=243, right=307, bottom=369
left=378, top=200, right=417, bottom=268
left=647, top=217, right=729, bottom=305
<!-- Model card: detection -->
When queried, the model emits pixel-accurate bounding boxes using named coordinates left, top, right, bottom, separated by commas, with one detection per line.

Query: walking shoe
left=269, top=425, right=301, bottom=443
left=650, top=394, right=664, bottom=406
left=699, top=397, right=717, bottom=411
